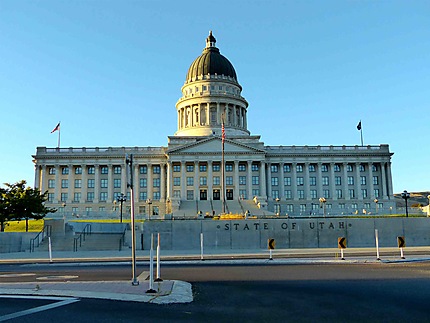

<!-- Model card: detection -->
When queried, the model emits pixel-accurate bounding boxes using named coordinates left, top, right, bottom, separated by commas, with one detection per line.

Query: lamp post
left=116, top=193, right=127, bottom=223
left=319, top=197, right=327, bottom=218
left=275, top=198, right=280, bottom=216
left=62, top=202, right=66, bottom=219
left=146, top=199, right=152, bottom=221
left=427, top=195, right=430, bottom=217
left=374, top=199, right=379, bottom=214
left=401, top=190, right=410, bottom=218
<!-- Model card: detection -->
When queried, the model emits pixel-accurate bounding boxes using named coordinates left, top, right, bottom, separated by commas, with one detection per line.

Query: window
left=225, top=164, right=233, bottom=172
left=296, top=164, right=303, bottom=172
left=153, top=165, right=161, bottom=174
left=75, top=167, right=82, bottom=175
left=139, top=192, right=147, bottom=201
left=362, top=189, right=368, bottom=198
left=309, top=177, right=316, bottom=186
left=322, top=176, right=329, bottom=186
left=213, top=164, right=220, bottom=172
left=373, top=176, right=379, bottom=185
left=360, top=176, right=366, bottom=185
left=139, top=165, right=147, bottom=174
left=298, top=190, right=304, bottom=199
left=173, top=165, right=181, bottom=172
left=283, top=164, right=291, bottom=173
left=200, top=177, right=207, bottom=185
left=199, top=164, right=207, bottom=172
left=351, top=203, right=358, bottom=210
left=349, top=189, right=355, bottom=199
left=87, top=179, right=95, bottom=188
left=186, top=177, right=193, bottom=186
left=347, top=176, right=354, bottom=185
left=300, top=204, right=306, bottom=212
left=339, top=203, right=345, bottom=209
left=73, top=192, right=81, bottom=202
left=100, top=192, right=108, bottom=201
left=239, top=190, right=247, bottom=199
left=286, top=204, right=293, bottom=212
left=173, top=190, right=180, bottom=198
left=238, top=164, right=246, bottom=172
left=100, top=179, right=108, bottom=188
left=336, top=189, right=343, bottom=198
left=364, top=203, right=371, bottom=209
left=335, top=176, right=341, bottom=185
left=140, top=178, right=147, bottom=188
left=74, top=179, right=81, bottom=188
left=252, top=189, right=260, bottom=197
left=372, top=164, right=378, bottom=172
left=271, top=164, right=278, bottom=173
left=252, top=176, right=259, bottom=185
left=359, top=164, right=365, bottom=172
left=114, top=179, right=121, bottom=188
left=187, top=190, right=194, bottom=200
left=49, top=167, right=56, bottom=175
left=186, top=164, right=194, bottom=172
left=297, top=177, right=304, bottom=186
left=272, top=190, right=279, bottom=199
left=213, top=176, right=220, bottom=185
left=226, top=176, right=233, bottom=185
left=153, top=178, right=160, bottom=187
left=88, top=166, right=95, bottom=174
left=61, top=179, right=68, bottom=189
left=285, top=190, right=292, bottom=199
left=99, top=207, right=105, bottom=212
left=48, top=179, right=55, bottom=188
left=61, top=193, right=67, bottom=202
left=374, top=189, right=380, bottom=198
left=219, top=85, right=223, bottom=91
left=310, top=190, right=317, bottom=199
left=85, top=207, right=92, bottom=213
left=153, top=192, right=160, bottom=200
left=309, top=164, right=316, bottom=172
left=321, top=164, right=328, bottom=172
left=271, top=177, right=278, bottom=186
left=114, top=166, right=121, bottom=174
left=323, top=189, right=330, bottom=198
left=173, top=177, right=180, bottom=186
left=48, top=193, right=54, bottom=202
left=101, top=166, right=108, bottom=174
left=239, top=176, right=246, bottom=185
left=347, top=164, right=353, bottom=172
left=284, top=177, right=291, bottom=186
left=251, top=164, right=259, bottom=172
left=334, top=164, right=341, bottom=172
left=62, top=167, right=69, bottom=175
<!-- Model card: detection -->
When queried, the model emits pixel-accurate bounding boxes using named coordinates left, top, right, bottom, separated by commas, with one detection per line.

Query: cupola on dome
left=186, top=31, right=237, bottom=82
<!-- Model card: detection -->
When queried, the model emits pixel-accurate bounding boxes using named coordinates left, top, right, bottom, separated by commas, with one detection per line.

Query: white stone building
left=33, top=32, right=395, bottom=218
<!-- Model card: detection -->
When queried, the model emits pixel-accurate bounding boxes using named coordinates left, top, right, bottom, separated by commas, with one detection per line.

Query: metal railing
left=118, top=225, right=128, bottom=251
left=30, top=225, right=52, bottom=253
left=73, top=224, right=92, bottom=252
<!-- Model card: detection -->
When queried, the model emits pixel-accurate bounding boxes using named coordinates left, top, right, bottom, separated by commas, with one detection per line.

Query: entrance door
left=200, top=190, right=207, bottom=200
left=226, top=189, right=233, bottom=200
left=213, top=190, right=220, bottom=200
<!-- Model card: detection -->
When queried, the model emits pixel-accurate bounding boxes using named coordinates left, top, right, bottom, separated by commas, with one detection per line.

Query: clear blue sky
left=1, top=1, right=429, bottom=193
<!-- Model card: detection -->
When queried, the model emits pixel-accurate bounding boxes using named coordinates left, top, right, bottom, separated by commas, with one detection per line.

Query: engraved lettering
left=234, top=223, right=240, bottom=230
left=292, top=223, right=296, bottom=230
left=225, top=223, right=230, bottom=230
left=264, top=223, right=269, bottom=230
left=339, top=222, right=345, bottom=229
left=281, top=222, right=288, bottom=230
left=319, top=222, right=325, bottom=230
left=244, top=224, right=249, bottom=230
left=329, top=222, right=334, bottom=229
left=254, top=223, right=260, bottom=230
left=309, top=222, right=315, bottom=230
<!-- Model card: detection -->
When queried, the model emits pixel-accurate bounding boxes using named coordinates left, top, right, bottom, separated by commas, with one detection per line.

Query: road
left=1, top=261, right=430, bottom=322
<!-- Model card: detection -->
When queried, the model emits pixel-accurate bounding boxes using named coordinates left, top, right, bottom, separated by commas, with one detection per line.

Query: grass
left=4, top=219, right=45, bottom=232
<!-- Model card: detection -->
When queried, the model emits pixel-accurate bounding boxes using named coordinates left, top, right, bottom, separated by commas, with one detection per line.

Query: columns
left=54, top=165, right=60, bottom=203
left=247, top=161, right=252, bottom=199
left=381, top=162, right=388, bottom=199
left=94, top=164, right=100, bottom=203
left=280, top=162, right=285, bottom=199
left=34, top=165, right=41, bottom=190
left=266, top=162, right=272, bottom=199
left=160, top=163, right=166, bottom=200
left=180, top=161, right=186, bottom=199
left=67, top=164, right=74, bottom=203
left=368, top=162, right=374, bottom=199
left=147, top=163, right=153, bottom=200
left=292, top=162, right=297, bottom=200
left=260, top=161, right=266, bottom=197
left=41, top=165, right=47, bottom=192
left=81, top=165, right=87, bottom=204
left=166, top=161, right=172, bottom=200
left=234, top=160, right=239, bottom=199
left=355, top=163, right=362, bottom=200
left=317, top=163, right=323, bottom=199
left=194, top=161, right=199, bottom=200
left=330, top=163, right=336, bottom=201
left=121, top=164, right=127, bottom=196
left=108, top=164, right=113, bottom=202
left=133, top=164, right=139, bottom=203
left=386, top=162, right=394, bottom=198
left=342, top=162, right=349, bottom=200
left=304, top=162, right=310, bottom=200
left=207, top=160, right=213, bottom=200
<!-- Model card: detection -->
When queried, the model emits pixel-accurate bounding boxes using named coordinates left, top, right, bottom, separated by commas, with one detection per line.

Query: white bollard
left=340, top=248, right=345, bottom=260
left=155, top=233, right=162, bottom=282
left=48, top=237, right=53, bottom=263
left=269, top=249, right=273, bottom=260
left=400, top=247, right=405, bottom=259
left=200, top=233, right=204, bottom=261
left=375, top=229, right=380, bottom=260
left=146, top=233, right=156, bottom=293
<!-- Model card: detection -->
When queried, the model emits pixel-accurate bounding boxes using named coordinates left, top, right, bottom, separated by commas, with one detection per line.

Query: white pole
left=48, top=237, right=53, bottom=263
left=147, top=233, right=156, bottom=293
left=155, top=232, right=162, bottom=281
left=200, top=233, right=204, bottom=261
left=269, top=249, right=273, bottom=260
left=341, top=248, right=345, bottom=260
left=400, top=247, right=405, bottom=259
left=375, top=229, right=380, bottom=260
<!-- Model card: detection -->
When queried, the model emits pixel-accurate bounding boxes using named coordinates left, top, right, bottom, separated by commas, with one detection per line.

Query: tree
left=2, top=180, right=56, bottom=232
left=0, top=187, right=14, bottom=232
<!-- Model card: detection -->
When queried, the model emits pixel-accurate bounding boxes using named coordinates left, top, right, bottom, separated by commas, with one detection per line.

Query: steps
left=36, top=233, right=124, bottom=252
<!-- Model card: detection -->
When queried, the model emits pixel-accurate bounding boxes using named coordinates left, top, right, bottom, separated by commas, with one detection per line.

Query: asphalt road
left=1, top=262, right=430, bottom=322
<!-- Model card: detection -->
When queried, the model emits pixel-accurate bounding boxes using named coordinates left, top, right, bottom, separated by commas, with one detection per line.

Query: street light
left=146, top=199, right=152, bottom=221
left=319, top=197, right=327, bottom=218
left=275, top=198, right=280, bottom=216
left=374, top=199, right=379, bottom=214
left=116, top=193, right=127, bottom=223
left=401, top=190, right=410, bottom=218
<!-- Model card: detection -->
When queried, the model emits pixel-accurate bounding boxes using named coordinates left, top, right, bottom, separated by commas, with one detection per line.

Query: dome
left=186, top=32, right=237, bottom=82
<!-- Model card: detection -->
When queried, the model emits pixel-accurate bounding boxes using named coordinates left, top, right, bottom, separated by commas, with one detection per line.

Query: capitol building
left=33, top=32, right=396, bottom=219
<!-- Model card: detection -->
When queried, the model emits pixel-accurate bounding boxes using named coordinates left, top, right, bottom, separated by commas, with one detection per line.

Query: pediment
left=167, top=137, right=265, bottom=155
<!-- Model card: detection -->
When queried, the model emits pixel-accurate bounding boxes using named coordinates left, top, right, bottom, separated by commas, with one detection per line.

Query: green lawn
left=4, top=219, right=45, bottom=232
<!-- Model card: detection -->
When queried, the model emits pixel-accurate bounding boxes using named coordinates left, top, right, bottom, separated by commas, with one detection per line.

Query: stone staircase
left=36, top=233, right=125, bottom=252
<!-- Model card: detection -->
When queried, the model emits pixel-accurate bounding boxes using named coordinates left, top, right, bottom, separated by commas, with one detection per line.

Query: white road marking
left=0, top=273, right=36, bottom=278
left=0, top=295, right=79, bottom=322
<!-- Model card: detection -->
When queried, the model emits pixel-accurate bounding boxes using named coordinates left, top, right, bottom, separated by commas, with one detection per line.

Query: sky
left=0, top=0, right=429, bottom=193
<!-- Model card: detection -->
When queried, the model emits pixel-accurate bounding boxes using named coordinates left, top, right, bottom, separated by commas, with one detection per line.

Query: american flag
left=221, top=122, right=225, bottom=143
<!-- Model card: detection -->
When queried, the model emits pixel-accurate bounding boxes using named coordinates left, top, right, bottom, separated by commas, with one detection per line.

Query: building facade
left=33, top=32, right=395, bottom=218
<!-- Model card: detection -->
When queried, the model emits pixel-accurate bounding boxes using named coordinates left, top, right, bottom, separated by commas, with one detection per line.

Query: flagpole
left=58, top=126, right=61, bottom=148
left=360, top=127, right=363, bottom=146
